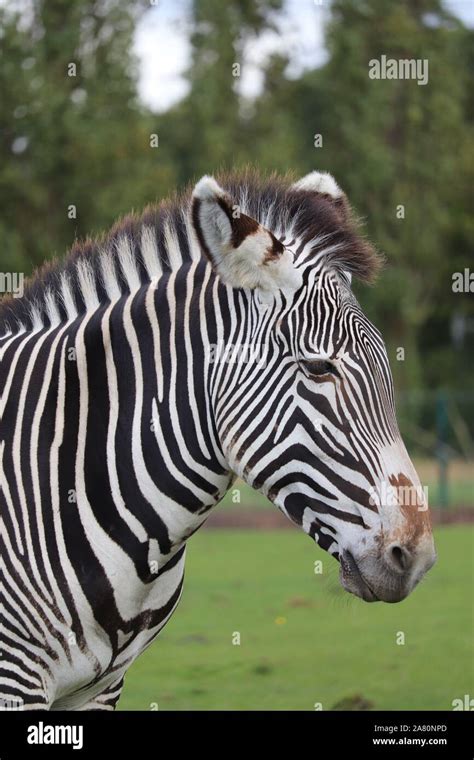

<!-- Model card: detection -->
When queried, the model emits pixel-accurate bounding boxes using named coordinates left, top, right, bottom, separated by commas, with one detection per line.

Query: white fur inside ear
left=215, top=229, right=268, bottom=289
left=264, top=250, right=303, bottom=292
left=217, top=230, right=302, bottom=292
left=291, top=171, right=343, bottom=199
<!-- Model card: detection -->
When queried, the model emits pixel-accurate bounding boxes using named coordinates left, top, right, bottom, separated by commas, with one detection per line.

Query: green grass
left=119, top=525, right=474, bottom=711
left=220, top=479, right=277, bottom=510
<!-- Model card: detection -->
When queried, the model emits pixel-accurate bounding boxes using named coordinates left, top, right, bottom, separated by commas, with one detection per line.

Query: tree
left=0, top=0, right=176, bottom=275
left=158, top=0, right=283, bottom=183
left=249, top=0, right=473, bottom=392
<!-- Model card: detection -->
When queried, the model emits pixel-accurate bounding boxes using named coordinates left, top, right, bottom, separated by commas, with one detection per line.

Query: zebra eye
left=303, top=359, right=340, bottom=378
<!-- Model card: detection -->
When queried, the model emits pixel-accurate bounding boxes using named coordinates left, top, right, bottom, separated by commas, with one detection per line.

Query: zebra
left=0, top=169, right=436, bottom=711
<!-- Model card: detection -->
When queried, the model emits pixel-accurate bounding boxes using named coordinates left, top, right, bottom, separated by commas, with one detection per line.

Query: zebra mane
left=0, top=168, right=381, bottom=335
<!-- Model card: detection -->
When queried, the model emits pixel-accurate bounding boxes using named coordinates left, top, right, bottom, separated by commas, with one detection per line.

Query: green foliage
left=242, top=0, right=474, bottom=392
left=0, top=0, right=472, bottom=394
left=0, top=0, right=176, bottom=270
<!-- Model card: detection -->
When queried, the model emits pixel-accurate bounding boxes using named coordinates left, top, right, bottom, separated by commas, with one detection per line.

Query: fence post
left=436, top=391, right=449, bottom=510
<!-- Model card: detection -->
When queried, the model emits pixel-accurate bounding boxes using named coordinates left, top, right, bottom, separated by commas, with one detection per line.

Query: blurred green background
left=0, top=0, right=472, bottom=710
left=120, top=526, right=472, bottom=710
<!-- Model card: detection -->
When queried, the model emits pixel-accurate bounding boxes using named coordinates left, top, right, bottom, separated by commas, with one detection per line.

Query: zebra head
left=192, top=171, right=436, bottom=603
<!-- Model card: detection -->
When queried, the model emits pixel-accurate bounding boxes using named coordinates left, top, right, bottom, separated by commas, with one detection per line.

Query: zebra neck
left=79, top=276, right=233, bottom=548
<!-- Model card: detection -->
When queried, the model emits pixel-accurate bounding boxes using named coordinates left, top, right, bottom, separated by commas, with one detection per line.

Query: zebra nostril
left=386, top=543, right=412, bottom=573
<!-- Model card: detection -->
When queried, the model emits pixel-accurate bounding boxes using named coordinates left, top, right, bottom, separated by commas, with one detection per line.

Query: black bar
left=0, top=710, right=472, bottom=757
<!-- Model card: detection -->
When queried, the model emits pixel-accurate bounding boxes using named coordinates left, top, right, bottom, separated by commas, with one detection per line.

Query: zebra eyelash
left=300, top=358, right=341, bottom=379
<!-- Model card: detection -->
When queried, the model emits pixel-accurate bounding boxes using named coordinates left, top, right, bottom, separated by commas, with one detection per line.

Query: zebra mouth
left=339, top=551, right=379, bottom=602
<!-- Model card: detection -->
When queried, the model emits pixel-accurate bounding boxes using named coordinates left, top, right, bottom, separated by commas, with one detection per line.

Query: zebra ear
left=291, top=170, right=344, bottom=199
left=191, top=176, right=302, bottom=292
left=291, top=170, right=352, bottom=226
